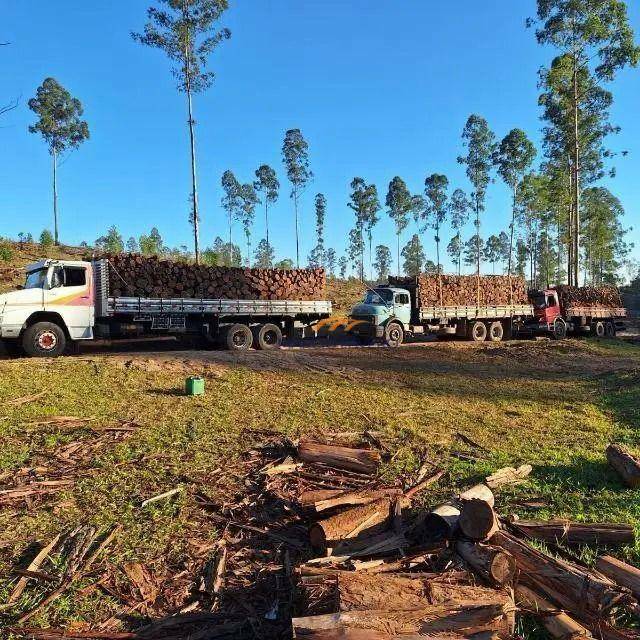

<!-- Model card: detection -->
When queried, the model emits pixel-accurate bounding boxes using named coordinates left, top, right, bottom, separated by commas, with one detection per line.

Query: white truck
left=0, top=259, right=332, bottom=357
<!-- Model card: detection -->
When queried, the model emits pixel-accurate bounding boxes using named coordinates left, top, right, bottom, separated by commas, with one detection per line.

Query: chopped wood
left=404, top=469, right=445, bottom=499
left=516, top=584, right=592, bottom=639
left=423, top=503, right=461, bottom=540
left=7, top=534, right=61, bottom=604
left=292, top=596, right=515, bottom=637
left=458, top=485, right=498, bottom=541
left=123, top=562, right=158, bottom=608
left=596, top=556, right=640, bottom=599
left=301, top=488, right=403, bottom=513
left=309, top=498, right=393, bottom=551
left=511, top=520, right=635, bottom=546
left=486, top=464, right=533, bottom=489
left=298, top=440, right=381, bottom=475
left=263, top=458, right=303, bottom=476
left=492, top=530, right=633, bottom=617
left=606, top=444, right=640, bottom=488
left=141, top=487, right=183, bottom=507
left=455, top=540, right=516, bottom=586
left=7, top=629, right=135, bottom=640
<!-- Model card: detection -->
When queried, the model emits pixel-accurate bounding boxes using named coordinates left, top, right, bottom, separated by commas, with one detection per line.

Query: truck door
left=44, top=265, right=94, bottom=339
left=394, top=292, right=412, bottom=325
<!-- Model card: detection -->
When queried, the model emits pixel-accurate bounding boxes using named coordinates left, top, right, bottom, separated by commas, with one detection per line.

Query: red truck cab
left=529, top=289, right=567, bottom=338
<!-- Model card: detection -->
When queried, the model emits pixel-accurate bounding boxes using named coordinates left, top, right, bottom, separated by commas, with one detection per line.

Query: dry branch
left=298, top=441, right=381, bottom=475
left=606, top=445, right=640, bottom=488
left=596, top=556, right=640, bottom=599
left=511, top=520, right=634, bottom=546
left=486, top=465, right=532, bottom=490
left=455, top=540, right=516, bottom=586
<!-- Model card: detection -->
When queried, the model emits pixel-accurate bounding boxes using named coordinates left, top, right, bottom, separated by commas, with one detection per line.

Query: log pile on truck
left=98, top=253, right=326, bottom=300
left=556, top=284, right=624, bottom=309
left=388, top=274, right=528, bottom=306
left=7, top=435, right=640, bottom=639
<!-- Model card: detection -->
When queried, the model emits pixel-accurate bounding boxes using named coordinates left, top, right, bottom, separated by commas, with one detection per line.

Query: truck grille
left=350, top=314, right=374, bottom=323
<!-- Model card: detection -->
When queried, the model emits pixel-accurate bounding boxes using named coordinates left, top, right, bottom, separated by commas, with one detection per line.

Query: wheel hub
left=37, top=331, right=58, bottom=350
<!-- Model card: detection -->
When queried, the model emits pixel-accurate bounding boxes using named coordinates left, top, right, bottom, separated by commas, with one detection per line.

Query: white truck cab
left=0, top=259, right=94, bottom=357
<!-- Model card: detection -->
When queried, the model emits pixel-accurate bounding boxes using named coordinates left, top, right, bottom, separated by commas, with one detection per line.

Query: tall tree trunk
left=264, top=201, right=269, bottom=249
left=457, top=231, right=462, bottom=276
left=507, top=185, right=517, bottom=277
left=397, top=232, right=401, bottom=276
left=475, top=194, right=481, bottom=306
left=572, top=55, right=580, bottom=288
left=52, top=147, right=59, bottom=246
left=294, top=188, right=300, bottom=268
left=185, top=42, right=200, bottom=265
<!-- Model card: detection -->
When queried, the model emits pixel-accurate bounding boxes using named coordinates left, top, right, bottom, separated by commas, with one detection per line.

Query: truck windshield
left=531, top=293, right=547, bottom=309
left=24, top=268, right=48, bottom=290
left=363, top=289, right=393, bottom=304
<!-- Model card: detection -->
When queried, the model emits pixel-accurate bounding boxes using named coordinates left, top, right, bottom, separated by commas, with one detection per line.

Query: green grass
left=1, top=338, right=640, bottom=629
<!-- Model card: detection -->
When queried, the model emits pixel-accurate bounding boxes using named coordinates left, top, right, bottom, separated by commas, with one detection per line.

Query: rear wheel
left=384, top=322, right=404, bottom=347
left=222, top=323, right=253, bottom=351
left=488, top=321, right=504, bottom=342
left=605, top=321, right=616, bottom=338
left=23, top=322, right=67, bottom=358
left=593, top=321, right=605, bottom=338
left=252, top=323, right=283, bottom=350
left=468, top=321, right=487, bottom=342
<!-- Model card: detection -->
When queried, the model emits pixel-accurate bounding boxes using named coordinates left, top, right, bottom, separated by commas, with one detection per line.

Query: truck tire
left=488, top=321, right=504, bottom=342
left=384, top=322, right=404, bottom=347
left=22, top=322, right=67, bottom=358
left=552, top=318, right=567, bottom=340
left=468, top=321, right=487, bottom=342
left=252, top=323, right=283, bottom=350
left=222, top=323, right=253, bottom=351
left=594, top=321, right=605, bottom=338
left=605, top=321, right=616, bottom=338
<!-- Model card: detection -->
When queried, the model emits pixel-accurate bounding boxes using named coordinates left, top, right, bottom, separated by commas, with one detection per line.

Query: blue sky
left=1, top=1, right=639, bottom=277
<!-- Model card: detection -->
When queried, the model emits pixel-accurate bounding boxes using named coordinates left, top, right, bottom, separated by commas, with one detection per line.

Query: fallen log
left=291, top=630, right=500, bottom=640
left=596, top=556, right=640, bottom=599
left=292, top=596, right=515, bottom=637
left=298, top=441, right=381, bottom=475
left=512, top=520, right=634, bottom=546
left=606, top=444, right=640, bottom=488
left=455, top=540, right=516, bottom=586
left=422, top=503, right=461, bottom=539
left=516, top=584, right=592, bottom=639
left=458, top=485, right=498, bottom=541
left=309, top=498, right=393, bottom=551
left=486, top=464, right=532, bottom=490
left=492, top=530, right=633, bottom=617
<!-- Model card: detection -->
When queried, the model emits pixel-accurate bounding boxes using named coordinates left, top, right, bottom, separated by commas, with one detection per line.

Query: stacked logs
left=555, top=285, right=623, bottom=309
left=389, top=274, right=528, bottom=307
left=99, top=253, right=325, bottom=300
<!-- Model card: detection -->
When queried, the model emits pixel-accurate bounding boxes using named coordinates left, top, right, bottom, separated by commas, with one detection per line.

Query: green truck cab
left=349, top=286, right=411, bottom=346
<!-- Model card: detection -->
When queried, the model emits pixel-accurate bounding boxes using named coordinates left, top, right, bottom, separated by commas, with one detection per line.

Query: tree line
left=6, top=0, right=640, bottom=285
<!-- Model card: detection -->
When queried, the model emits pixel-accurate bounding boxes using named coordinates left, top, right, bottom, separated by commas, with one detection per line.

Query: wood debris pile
left=100, top=253, right=326, bottom=301
left=7, top=436, right=640, bottom=640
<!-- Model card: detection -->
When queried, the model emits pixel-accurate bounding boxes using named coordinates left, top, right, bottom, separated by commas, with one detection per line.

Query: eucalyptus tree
left=325, top=248, right=337, bottom=276
left=254, top=238, right=275, bottom=268
left=238, top=183, right=259, bottom=266
left=126, top=237, right=140, bottom=253
left=132, top=0, right=230, bottom=263
left=348, top=178, right=380, bottom=280
left=338, top=255, right=348, bottom=279
left=348, top=227, right=365, bottom=281
left=374, top=245, right=392, bottom=281
left=253, top=164, right=279, bottom=250
left=463, top=235, right=485, bottom=270
left=385, top=177, right=414, bottom=276
left=28, top=78, right=89, bottom=246
left=221, top=170, right=241, bottom=262
left=282, top=129, right=312, bottom=267
left=448, top=189, right=470, bottom=275
left=457, top=115, right=496, bottom=277
left=402, top=234, right=426, bottom=277
left=532, top=0, right=640, bottom=285
left=424, top=174, right=449, bottom=278
left=483, top=235, right=503, bottom=274
left=314, top=193, right=326, bottom=265
left=493, top=129, right=536, bottom=276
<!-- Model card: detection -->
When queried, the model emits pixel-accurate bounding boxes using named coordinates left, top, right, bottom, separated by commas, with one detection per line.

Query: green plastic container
left=185, top=376, right=205, bottom=396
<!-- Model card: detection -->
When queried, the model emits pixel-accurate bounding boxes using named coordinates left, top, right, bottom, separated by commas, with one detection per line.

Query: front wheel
left=384, top=322, right=404, bottom=347
left=552, top=318, right=567, bottom=340
left=22, top=322, right=67, bottom=358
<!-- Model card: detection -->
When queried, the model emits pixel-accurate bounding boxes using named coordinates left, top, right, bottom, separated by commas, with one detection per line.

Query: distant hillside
left=0, top=242, right=366, bottom=313
left=0, top=242, right=86, bottom=293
